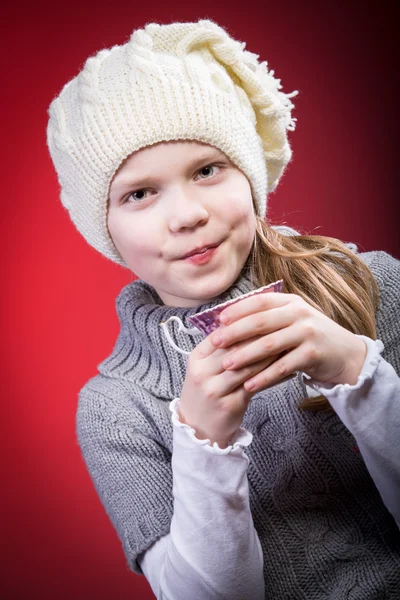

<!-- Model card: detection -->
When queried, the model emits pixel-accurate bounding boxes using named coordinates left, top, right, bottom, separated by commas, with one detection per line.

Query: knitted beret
left=46, top=19, right=297, bottom=266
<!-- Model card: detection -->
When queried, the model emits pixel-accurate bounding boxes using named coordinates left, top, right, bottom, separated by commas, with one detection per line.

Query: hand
left=179, top=332, right=280, bottom=448
left=211, top=292, right=368, bottom=394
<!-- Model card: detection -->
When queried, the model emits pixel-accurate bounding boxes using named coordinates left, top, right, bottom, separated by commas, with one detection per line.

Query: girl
left=46, top=19, right=400, bottom=599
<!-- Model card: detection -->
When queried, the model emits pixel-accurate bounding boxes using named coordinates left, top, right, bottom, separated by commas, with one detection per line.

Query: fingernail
left=220, top=313, right=230, bottom=324
left=245, top=379, right=256, bottom=391
left=213, top=334, right=222, bottom=346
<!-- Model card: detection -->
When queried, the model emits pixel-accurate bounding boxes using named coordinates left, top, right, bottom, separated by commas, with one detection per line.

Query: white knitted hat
left=46, top=19, right=297, bottom=266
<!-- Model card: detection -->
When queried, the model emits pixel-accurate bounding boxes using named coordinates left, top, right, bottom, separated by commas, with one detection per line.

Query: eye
left=121, top=163, right=222, bottom=205
left=122, top=188, right=151, bottom=205
left=195, top=164, right=221, bottom=180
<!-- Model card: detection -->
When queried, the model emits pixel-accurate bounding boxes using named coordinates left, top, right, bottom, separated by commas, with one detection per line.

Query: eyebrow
left=110, top=148, right=228, bottom=195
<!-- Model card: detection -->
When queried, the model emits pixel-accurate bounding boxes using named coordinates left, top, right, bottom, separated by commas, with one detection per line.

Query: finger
left=214, top=354, right=278, bottom=397
left=219, top=292, right=295, bottom=325
left=221, top=324, right=302, bottom=370
left=222, top=361, right=296, bottom=419
left=193, top=318, right=254, bottom=359
left=193, top=327, right=229, bottom=359
left=243, top=346, right=307, bottom=392
left=215, top=382, right=259, bottom=421
left=196, top=335, right=262, bottom=376
left=212, top=303, right=295, bottom=349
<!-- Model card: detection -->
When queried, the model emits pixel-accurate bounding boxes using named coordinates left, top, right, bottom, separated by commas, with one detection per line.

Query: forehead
left=111, top=140, right=228, bottom=185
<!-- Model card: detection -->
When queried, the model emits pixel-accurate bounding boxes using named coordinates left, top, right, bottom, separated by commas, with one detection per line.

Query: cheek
left=107, top=213, right=154, bottom=256
left=227, top=175, right=256, bottom=222
left=229, top=196, right=256, bottom=236
left=236, top=204, right=256, bottom=253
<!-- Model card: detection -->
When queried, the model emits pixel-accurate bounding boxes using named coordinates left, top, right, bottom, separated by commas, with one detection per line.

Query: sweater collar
left=97, top=270, right=257, bottom=398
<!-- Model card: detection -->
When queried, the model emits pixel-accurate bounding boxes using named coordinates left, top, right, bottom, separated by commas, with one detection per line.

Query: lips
left=184, top=245, right=219, bottom=265
left=180, top=243, right=220, bottom=259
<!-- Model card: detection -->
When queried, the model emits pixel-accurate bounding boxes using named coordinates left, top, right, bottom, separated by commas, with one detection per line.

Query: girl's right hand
left=178, top=331, right=278, bottom=448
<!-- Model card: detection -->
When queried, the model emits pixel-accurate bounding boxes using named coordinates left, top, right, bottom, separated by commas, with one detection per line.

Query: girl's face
left=107, top=140, right=256, bottom=307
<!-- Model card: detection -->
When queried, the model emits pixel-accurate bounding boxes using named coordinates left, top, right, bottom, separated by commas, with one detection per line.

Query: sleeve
left=366, top=250, right=400, bottom=376
left=139, top=399, right=265, bottom=600
left=303, top=250, right=400, bottom=527
left=77, top=379, right=265, bottom=599
left=76, top=380, right=174, bottom=574
left=304, top=335, right=400, bottom=527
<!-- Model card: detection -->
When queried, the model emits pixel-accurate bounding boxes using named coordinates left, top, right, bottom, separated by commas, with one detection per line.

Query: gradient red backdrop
left=2, top=1, right=398, bottom=598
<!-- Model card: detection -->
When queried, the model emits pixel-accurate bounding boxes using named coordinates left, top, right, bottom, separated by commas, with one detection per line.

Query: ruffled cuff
left=303, top=335, right=384, bottom=396
left=169, top=398, right=253, bottom=455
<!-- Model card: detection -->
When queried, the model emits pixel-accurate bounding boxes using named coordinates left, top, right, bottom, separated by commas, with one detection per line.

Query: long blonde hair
left=247, top=217, right=379, bottom=410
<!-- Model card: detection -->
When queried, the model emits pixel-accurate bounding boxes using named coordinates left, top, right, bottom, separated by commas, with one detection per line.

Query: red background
left=2, top=1, right=398, bottom=598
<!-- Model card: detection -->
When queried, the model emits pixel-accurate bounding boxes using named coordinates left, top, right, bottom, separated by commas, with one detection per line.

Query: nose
left=167, top=187, right=210, bottom=232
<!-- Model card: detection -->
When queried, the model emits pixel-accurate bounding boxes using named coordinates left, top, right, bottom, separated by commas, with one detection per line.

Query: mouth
left=182, top=243, right=221, bottom=265
left=180, top=242, right=220, bottom=260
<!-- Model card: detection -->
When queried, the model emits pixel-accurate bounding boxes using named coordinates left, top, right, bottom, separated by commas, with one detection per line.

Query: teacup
left=160, top=279, right=284, bottom=355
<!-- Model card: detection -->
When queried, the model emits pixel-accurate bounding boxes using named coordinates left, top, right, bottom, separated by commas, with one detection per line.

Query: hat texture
left=47, top=19, right=297, bottom=265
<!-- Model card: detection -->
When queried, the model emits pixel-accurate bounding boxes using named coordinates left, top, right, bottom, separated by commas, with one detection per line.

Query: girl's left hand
left=211, top=292, right=368, bottom=393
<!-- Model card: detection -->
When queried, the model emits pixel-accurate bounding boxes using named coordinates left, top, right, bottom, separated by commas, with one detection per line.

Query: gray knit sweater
left=77, top=233, right=400, bottom=598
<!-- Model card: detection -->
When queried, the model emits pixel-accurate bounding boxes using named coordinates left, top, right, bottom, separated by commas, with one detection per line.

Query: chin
left=190, top=279, right=235, bottom=304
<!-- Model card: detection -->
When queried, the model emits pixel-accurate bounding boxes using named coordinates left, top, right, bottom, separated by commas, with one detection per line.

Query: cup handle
left=160, top=316, right=202, bottom=355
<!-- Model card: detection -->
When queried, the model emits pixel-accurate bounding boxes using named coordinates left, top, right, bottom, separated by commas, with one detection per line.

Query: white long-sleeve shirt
left=139, top=335, right=400, bottom=599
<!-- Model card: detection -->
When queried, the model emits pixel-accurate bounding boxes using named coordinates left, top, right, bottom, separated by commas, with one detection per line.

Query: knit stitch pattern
left=76, top=238, right=400, bottom=598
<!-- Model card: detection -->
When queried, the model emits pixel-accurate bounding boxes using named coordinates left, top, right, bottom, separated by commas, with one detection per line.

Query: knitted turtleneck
left=77, top=243, right=400, bottom=598
left=98, top=270, right=258, bottom=398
